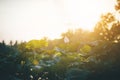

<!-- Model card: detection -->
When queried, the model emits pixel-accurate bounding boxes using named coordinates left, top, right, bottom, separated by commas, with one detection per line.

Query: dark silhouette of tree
left=14, top=40, right=18, bottom=47
left=10, top=40, right=13, bottom=46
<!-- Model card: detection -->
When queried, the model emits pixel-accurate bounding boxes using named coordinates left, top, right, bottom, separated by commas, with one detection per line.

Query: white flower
left=64, top=36, right=69, bottom=43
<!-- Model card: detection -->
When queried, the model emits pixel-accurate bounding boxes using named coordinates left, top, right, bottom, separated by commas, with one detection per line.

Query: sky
left=0, top=0, right=116, bottom=42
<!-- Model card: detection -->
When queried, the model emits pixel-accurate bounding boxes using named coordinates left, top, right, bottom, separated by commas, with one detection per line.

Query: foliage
left=0, top=1, right=120, bottom=80
left=80, top=45, right=92, bottom=54
left=26, top=39, right=48, bottom=50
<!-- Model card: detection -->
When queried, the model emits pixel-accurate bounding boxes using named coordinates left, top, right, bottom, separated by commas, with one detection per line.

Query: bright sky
left=0, top=0, right=116, bottom=42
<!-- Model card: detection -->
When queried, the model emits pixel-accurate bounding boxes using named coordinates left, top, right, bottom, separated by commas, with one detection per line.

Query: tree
left=115, top=0, right=120, bottom=11
left=94, top=12, right=120, bottom=41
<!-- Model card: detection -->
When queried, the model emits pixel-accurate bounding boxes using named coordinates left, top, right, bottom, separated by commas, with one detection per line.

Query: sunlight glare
left=0, top=0, right=116, bottom=42
left=63, top=0, right=115, bottom=31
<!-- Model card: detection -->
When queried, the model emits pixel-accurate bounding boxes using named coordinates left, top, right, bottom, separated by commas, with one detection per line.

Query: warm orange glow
left=0, top=0, right=115, bottom=42
left=63, top=0, right=115, bottom=31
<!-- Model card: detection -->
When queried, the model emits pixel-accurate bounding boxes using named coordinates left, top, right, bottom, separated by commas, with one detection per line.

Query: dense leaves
left=0, top=1, right=120, bottom=80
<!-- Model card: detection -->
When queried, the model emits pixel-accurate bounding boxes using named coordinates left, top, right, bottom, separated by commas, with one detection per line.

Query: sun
left=63, top=0, right=115, bottom=31
left=0, top=0, right=115, bottom=42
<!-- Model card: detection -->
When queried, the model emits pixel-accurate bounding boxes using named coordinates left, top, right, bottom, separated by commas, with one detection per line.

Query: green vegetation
left=0, top=1, right=120, bottom=80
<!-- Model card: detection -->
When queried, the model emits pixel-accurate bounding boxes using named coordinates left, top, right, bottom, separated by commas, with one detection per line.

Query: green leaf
left=80, top=45, right=91, bottom=54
